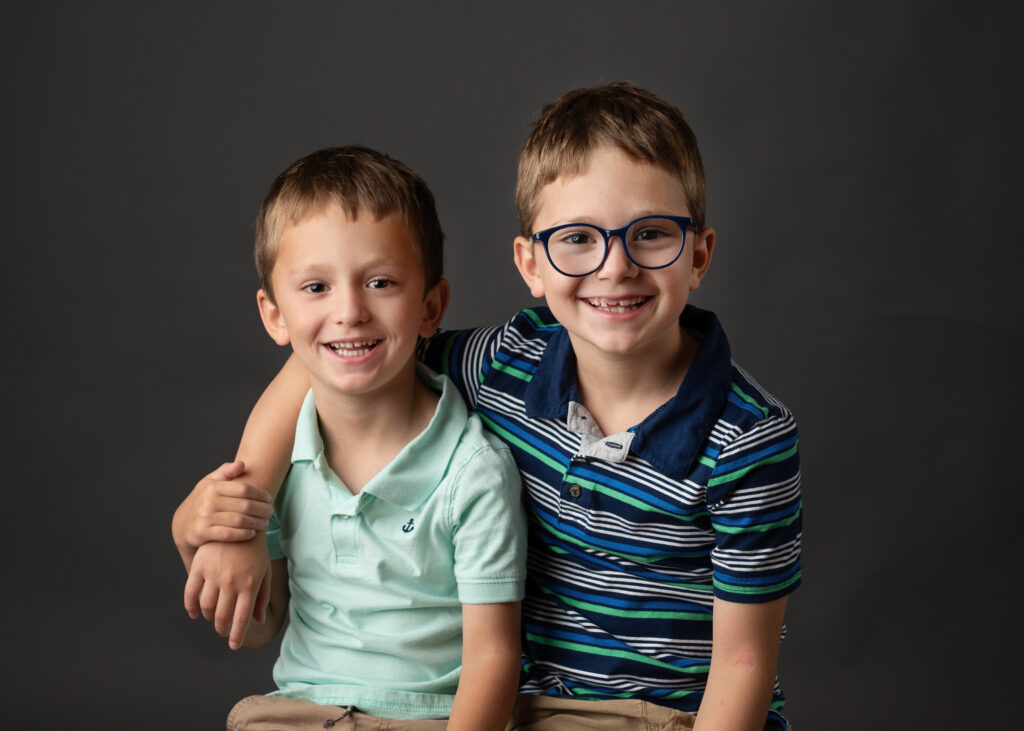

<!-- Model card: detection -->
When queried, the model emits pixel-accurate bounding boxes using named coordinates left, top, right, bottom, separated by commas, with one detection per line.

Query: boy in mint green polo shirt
left=173, top=146, right=526, bottom=730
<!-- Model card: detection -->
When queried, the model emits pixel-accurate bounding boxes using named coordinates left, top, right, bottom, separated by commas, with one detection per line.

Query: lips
left=583, top=296, right=650, bottom=313
left=324, top=339, right=381, bottom=356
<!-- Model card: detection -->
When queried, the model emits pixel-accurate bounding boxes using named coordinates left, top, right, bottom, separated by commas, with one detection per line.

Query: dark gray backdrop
left=4, top=1, right=1021, bottom=727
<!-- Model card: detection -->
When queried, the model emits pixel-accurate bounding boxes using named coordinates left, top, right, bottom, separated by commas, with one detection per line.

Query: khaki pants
left=507, top=695, right=696, bottom=731
left=227, top=695, right=449, bottom=730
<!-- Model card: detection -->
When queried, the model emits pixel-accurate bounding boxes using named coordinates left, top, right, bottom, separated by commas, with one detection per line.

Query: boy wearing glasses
left=176, top=84, right=802, bottom=730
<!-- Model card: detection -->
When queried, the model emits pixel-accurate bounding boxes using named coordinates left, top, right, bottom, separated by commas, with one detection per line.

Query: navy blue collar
left=524, top=305, right=732, bottom=476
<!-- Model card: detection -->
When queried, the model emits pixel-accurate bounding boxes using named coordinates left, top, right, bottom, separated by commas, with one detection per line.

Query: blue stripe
left=727, top=391, right=767, bottom=418
left=494, top=350, right=539, bottom=374
left=710, top=501, right=800, bottom=528
left=539, top=511, right=702, bottom=559
left=714, top=562, right=801, bottom=587
left=477, top=407, right=571, bottom=470
left=524, top=623, right=637, bottom=652
left=714, top=434, right=798, bottom=473
left=546, top=579, right=711, bottom=614
left=572, top=466, right=709, bottom=518
left=532, top=526, right=715, bottom=584
left=524, top=624, right=708, bottom=670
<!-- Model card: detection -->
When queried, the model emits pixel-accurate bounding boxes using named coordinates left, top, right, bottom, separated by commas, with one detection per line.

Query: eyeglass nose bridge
left=594, top=223, right=640, bottom=271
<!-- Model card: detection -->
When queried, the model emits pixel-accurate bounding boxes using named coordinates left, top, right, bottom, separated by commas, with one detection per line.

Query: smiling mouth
left=584, top=296, right=650, bottom=313
left=325, top=340, right=381, bottom=356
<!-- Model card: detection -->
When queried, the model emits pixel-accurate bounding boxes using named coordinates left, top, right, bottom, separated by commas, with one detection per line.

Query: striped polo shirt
left=420, top=305, right=802, bottom=723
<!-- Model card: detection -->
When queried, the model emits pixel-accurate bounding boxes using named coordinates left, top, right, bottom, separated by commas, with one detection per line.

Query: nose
left=596, top=236, right=638, bottom=280
left=333, top=286, right=369, bottom=326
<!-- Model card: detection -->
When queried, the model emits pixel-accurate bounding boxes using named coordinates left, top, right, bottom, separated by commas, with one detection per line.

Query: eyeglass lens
left=546, top=217, right=685, bottom=275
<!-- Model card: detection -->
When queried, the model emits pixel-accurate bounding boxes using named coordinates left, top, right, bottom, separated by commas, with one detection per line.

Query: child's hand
left=184, top=539, right=273, bottom=650
left=173, top=461, right=273, bottom=554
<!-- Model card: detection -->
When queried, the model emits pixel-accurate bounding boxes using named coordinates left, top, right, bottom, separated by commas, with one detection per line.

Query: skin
left=513, top=145, right=716, bottom=434
left=176, top=147, right=788, bottom=728
left=174, top=203, right=520, bottom=729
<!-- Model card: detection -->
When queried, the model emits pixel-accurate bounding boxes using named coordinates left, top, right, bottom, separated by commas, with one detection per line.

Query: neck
left=572, top=326, right=697, bottom=435
left=309, top=364, right=437, bottom=490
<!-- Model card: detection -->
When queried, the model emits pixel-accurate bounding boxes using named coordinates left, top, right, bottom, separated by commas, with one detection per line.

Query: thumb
left=207, top=460, right=246, bottom=481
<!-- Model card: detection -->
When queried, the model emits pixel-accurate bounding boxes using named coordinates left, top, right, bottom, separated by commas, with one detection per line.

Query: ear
left=513, top=235, right=546, bottom=299
left=257, top=289, right=291, bottom=346
left=688, top=226, right=715, bottom=292
left=419, top=278, right=451, bottom=337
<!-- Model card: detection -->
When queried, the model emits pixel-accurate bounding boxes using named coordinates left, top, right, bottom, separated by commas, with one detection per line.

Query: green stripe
left=538, top=585, right=711, bottom=621
left=698, top=455, right=717, bottom=469
left=477, top=413, right=566, bottom=475
left=713, top=570, right=801, bottom=596
left=707, top=441, right=798, bottom=487
left=525, top=632, right=710, bottom=675
left=565, top=475, right=708, bottom=524
left=712, top=505, right=802, bottom=534
left=731, top=382, right=769, bottom=418
left=440, top=333, right=457, bottom=378
left=534, top=516, right=712, bottom=566
left=491, top=359, right=533, bottom=382
left=570, top=687, right=698, bottom=700
left=522, top=308, right=562, bottom=330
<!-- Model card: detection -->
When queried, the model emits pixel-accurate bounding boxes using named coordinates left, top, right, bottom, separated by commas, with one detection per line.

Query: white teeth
left=328, top=340, right=379, bottom=355
left=585, top=297, right=647, bottom=313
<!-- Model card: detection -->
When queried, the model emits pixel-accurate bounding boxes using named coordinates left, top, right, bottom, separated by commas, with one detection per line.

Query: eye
left=634, top=227, right=669, bottom=241
left=555, top=228, right=598, bottom=246
left=302, top=282, right=327, bottom=294
left=367, top=277, right=395, bottom=290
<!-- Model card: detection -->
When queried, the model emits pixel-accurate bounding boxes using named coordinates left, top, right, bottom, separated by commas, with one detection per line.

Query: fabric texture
left=265, top=365, right=527, bottom=719
left=227, top=695, right=449, bottom=730
left=420, top=307, right=801, bottom=727
left=507, top=694, right=696, bottom=730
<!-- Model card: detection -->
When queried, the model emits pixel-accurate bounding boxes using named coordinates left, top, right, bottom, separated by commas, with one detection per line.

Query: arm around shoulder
left=234, top=352, right=310, bottom=499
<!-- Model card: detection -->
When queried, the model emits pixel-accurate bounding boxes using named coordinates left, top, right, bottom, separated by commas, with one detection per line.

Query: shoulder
left=501, top=307, right=562, bottom=350
left=448, top=411, right=519, bottom=483
left=706, top=360, right=801, bottom=503
left=722, top=361, right=797, bottom=429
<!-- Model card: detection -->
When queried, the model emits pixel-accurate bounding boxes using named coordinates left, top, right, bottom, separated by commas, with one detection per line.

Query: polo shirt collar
left=523, top=304, right=732, bottom=476
left=291, top=364, right=468, bottom=512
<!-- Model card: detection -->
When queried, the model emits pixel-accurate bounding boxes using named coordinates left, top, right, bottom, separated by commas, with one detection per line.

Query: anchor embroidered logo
left=402, top=518, right=415, bottom=533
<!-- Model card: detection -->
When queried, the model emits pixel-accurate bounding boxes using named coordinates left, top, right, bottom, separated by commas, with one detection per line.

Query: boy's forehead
left=533, top=147, right=689, bottom=227
left=277, top=204, right=419, bottom=258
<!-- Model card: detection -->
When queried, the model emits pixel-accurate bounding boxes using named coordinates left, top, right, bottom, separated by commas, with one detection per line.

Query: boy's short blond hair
left=255, top=146, right=444, bottom=301
left=516, top=82, right=707, bottom=236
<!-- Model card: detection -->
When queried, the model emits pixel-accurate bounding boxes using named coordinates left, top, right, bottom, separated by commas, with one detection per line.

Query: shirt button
left=568, top=485, right=582, bottom=499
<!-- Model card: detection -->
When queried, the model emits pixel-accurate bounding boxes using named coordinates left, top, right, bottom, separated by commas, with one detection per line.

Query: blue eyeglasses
left=531, top=215, right=696, bottom=277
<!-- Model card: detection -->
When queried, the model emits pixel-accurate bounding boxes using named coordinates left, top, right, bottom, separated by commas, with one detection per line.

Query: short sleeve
left=707, top=412, right=802, bottom=604
left=449, top=427, right=527, bottom=604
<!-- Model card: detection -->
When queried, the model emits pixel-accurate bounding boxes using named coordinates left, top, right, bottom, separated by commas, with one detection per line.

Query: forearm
left=693, top=596, right=787, bottom=731
left=693, top=655, right=778, bottom=731
left=241, top=558, right=289, bottom=649
left=447, top=602, right=521, bottom=731
left=240, top=599, right=286, bottom=649
left=234, top=353, right=308, bottom=499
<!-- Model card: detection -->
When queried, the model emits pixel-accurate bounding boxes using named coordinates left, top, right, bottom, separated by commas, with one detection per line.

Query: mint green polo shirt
left=265, top=366, right=526, bottom=720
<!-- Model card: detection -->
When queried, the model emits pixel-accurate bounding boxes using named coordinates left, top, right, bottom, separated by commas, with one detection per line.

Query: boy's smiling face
left=514, top=145, right=715, bottom=366
left=258, top=202, right=446, bottom=400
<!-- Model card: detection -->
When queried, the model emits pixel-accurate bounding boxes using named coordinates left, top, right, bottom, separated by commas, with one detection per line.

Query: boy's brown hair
left=515, top=82, right=707, bottom=236
left=255, top=145, right=444, bottom=301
